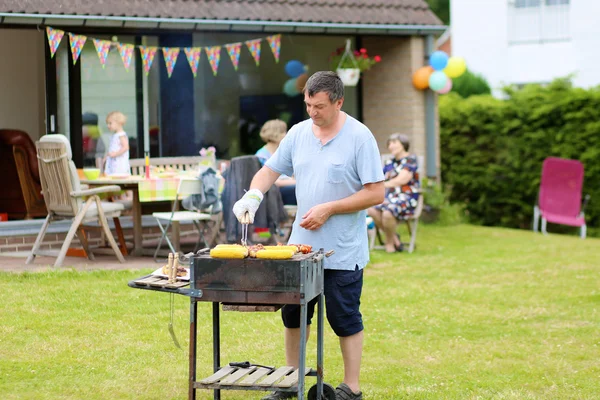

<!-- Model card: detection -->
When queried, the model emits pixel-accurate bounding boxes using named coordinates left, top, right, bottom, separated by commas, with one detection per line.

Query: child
left=103, top=111, right=131, bottom=176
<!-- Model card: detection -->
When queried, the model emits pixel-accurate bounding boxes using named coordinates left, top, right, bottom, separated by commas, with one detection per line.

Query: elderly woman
left=255, top=119, right=297, bottom=205
left=368, top=133, right=420, bottom=253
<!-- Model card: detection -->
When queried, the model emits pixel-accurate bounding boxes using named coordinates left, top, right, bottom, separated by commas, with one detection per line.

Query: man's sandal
left=335, top=383, right=363, bottom=400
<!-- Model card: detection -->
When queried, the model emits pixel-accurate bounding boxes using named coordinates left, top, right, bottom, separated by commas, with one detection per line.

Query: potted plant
left=329, top=39, right=381, bottom=86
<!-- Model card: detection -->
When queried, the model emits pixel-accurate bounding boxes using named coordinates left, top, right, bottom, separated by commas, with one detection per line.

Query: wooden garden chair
left=26, top=134, right=126, bottom=267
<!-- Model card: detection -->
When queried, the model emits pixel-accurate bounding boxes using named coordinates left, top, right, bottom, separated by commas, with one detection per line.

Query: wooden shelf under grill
left=195, top=365, right=312, bottom=391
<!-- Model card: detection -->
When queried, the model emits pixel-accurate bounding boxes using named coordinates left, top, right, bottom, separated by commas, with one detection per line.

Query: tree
left=451, top=69, right=492, bottom=98
left=425, top=0, right=450, bottom=25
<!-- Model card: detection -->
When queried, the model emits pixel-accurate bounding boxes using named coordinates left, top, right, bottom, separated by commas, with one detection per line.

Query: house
left=451, top=0, right=598, bottom=95
left=0, top=1, right=445, bottom=185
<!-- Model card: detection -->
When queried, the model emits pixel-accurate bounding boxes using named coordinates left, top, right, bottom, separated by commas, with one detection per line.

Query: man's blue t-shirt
left=266, top=113, right=384, bottom=270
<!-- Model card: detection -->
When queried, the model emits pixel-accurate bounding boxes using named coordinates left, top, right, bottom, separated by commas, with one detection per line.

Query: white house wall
left=451, top=0, right=600, bottom=95
left=0, top=29, right=46, bottom=139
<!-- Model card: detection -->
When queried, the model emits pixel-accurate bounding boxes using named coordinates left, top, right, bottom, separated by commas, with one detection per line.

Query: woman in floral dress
left=368, top=133, right=420, bottom=253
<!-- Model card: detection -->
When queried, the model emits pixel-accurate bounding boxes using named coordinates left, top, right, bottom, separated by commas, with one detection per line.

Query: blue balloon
left=285, top=60, right=305, bottom=78
left=283, top=78, right=300, bottom=97
left=429, top=71, right=448, bottom=92
left=429, top=51, right=449, bottom=71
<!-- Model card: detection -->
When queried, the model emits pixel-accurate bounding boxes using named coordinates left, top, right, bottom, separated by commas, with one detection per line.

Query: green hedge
left=439, top=80, right=600, bottom=235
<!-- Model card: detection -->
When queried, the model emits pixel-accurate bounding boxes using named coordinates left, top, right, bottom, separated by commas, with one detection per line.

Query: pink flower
left=362, top=54, right=368, bottom=59
left=360, top=48, right=367, bottom=54
left=374, top=55, right=382, bottom=62
left=353, top=50, right=360, bottom=56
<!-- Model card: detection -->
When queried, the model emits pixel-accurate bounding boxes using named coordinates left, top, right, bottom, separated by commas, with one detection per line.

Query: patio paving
left=0, top=251, right=163, bottom=273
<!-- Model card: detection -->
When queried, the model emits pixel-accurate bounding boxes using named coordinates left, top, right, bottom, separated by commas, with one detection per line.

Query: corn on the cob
left=215, top=244, right=246, bottom=248
left=263, top=245, right=298, bottom=253
left=255, top=249, right=295, bottom=259
left=210, top=247, right=249, bottom=259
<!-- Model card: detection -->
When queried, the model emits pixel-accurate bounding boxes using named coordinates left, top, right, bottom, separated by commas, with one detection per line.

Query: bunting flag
left=245, top=38, right=262, bottom=67
left=44, top=25, right=282, bottom=76
left=68, top=33, right=87, bottom=65
left=162, top=47, right=180, bottom=78
left=225, top=42, right=242, bottom=71
left=140, top=46, right=158, bottom=75
left=205, top=46, right=221, bottom=76
left=117, top=43, right=135, bottom=71
left=184, top=47, right=202, bottom=77
left=92, top=39, right=112, bottom=68
left=266, top=34, right=281, bottom=63
left=46, top=27, right=64, bottom=58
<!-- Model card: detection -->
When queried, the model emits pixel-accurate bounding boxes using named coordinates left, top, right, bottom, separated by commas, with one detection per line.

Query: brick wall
left=0, top=224, right=198, bottom=254
left=361, top=36, right=440, bottom=178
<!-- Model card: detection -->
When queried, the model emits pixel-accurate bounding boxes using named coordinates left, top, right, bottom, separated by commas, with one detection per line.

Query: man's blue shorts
left=281, top=265, right=363, bottom=337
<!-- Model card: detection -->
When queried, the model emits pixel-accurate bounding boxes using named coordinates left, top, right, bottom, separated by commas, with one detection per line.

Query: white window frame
left=508, top=0, right=571, bottom=44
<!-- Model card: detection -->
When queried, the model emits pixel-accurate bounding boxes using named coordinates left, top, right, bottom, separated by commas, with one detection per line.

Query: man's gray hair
left=303, top=71, right=344, bottom=103
left=387, top=133, right=410, bottom=152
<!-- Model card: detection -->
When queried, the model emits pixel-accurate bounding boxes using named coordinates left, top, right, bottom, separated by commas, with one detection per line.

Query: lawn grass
left=1, top=224, right=599, bottom=399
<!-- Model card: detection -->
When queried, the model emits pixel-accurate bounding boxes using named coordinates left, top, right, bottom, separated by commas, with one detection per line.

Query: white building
left=451, top=0, right=600, bottom=95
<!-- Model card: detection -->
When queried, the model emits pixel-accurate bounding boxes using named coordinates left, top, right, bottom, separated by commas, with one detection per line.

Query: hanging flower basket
left=330, top=39, right=381, bottom=87
left=336, top=68, right=361, bottom=87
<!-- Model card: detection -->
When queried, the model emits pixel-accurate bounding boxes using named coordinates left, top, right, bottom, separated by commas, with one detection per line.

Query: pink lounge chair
left=533, top=157, right=590, bottom=239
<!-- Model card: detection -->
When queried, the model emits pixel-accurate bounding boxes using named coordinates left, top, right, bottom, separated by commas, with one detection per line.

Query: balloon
left=444, top=56, right=467, bottom=78
left=429, top=51, right=449, bottom=71
left=412, top=66, right=434, bottom=90
left=429, top=71, right=448, bottom=92
left=284, top=60, right=305, bottom=78
left=436, top=77, right=453, bottom=94
left=283, top=78, right=300, bottom=97
left=295, top=73, right=309, bottom=92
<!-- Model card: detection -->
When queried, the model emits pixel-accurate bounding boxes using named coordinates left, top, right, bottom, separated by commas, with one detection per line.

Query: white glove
left=232, top=189, right=264, bottom=223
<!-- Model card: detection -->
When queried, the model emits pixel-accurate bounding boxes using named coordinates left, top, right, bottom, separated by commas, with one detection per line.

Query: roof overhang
left=0, top=13, right=447, bottom=36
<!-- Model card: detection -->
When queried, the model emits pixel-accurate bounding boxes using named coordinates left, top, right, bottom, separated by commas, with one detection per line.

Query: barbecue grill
left=129, top=248, right=335, bottom=400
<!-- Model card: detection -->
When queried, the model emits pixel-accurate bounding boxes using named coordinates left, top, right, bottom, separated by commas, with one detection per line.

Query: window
left=508, top=0, right=570, bottom=43
left=515, top=0, right=541, bottom=8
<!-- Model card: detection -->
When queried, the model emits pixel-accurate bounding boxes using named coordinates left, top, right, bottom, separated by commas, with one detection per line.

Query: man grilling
left=233, top=71, right=385, bottom=400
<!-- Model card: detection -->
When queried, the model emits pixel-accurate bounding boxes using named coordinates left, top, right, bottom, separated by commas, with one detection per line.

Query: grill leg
left=189, top=298, right=198, bottom=400
left=213, top=302, right=221, bottom=400
left=298, top=300, right=307, bottom=400
left=316, top=292, right=324, bottom=399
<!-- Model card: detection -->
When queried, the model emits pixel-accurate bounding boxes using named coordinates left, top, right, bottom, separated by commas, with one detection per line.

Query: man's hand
left=232, top=189, right=264, bottom=223
left=299, top=203, right=333, bottom=231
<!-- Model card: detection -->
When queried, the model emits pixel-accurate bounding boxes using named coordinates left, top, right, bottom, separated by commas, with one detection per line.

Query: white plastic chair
left=152, top=178, right=212, bottom=260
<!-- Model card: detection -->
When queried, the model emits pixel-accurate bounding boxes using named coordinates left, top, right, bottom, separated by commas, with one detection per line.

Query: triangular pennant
left=225, top=42, right=242, bottom=71
left=184, top=47, right=202, bottom=77
left=117, top=43, right=135, bottom=71
left=140, top=46, right=158, bottom=75
left=162, top=47, right=180, bottom=78
left=92, top=39, right=112, bottom=68
left=205, top=46, right=221, bottom=76
left=266, top=34, right=281, bottom=63
left=68, top=33, right=87, bottom=65
left=46, top=27, right=65, bottom=58
left=245, top=38, right=262, bottom=67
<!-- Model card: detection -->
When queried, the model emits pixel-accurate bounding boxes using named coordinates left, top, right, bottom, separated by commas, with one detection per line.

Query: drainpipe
left=424, top=34, right=437, bottom=180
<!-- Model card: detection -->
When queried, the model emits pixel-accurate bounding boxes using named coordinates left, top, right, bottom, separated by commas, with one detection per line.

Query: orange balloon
left=296, top=73, right=309, bottom=92
left=412, top=66, right=434, bottom=90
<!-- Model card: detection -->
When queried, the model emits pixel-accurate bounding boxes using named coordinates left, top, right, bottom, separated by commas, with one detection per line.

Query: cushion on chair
left=40, top=134, right=73, bottom=160
left=83, top=201, right=124, bottom=218
left=541, top=211, right=585, bottom=227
